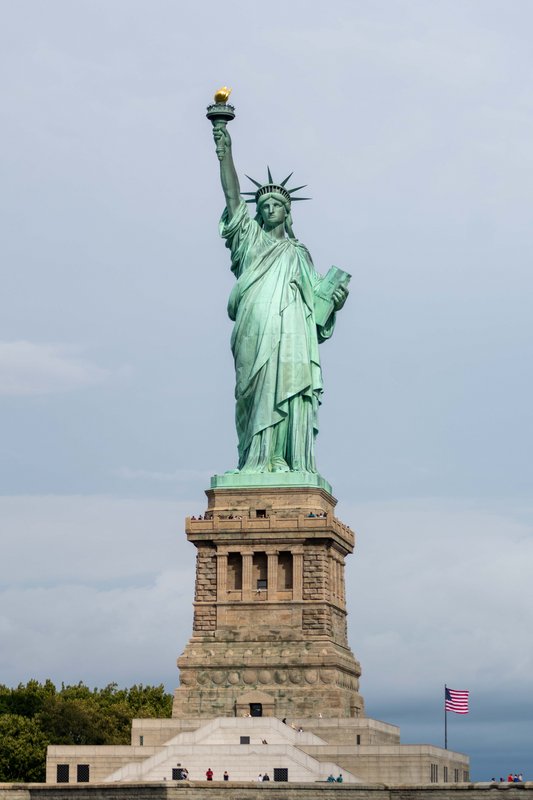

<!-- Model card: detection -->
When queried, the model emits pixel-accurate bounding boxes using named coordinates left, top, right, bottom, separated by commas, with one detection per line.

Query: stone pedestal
left=46, top=487, right=471, bottom=785
left=173, top=486, right=364, bottom=719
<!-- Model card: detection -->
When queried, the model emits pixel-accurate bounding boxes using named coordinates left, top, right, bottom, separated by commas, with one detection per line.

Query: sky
left=1, top=0, right=532, bottom=783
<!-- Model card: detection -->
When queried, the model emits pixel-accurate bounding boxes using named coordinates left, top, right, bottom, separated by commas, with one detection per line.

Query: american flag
left=445, top=687, right=469, bottom=714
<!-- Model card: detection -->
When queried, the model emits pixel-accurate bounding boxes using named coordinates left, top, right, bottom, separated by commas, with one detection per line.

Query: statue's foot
left=224, top=469, right=240, bottom=475
left=271, top=457, right=290, bottom=473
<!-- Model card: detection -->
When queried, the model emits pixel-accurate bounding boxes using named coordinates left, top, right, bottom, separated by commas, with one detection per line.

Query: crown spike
left=288, top=184, right=308, bottom=194
left=290, top=197, right=311, bottom=201
left=280, top=172, right=294, bottom=187
left=245, top=174, right=262, bottom=188
left=267, top=166, right=273, bottom=183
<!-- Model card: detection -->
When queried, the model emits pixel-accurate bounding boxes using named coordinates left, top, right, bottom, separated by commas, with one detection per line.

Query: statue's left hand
left=332, top=286, right=349, bottom=311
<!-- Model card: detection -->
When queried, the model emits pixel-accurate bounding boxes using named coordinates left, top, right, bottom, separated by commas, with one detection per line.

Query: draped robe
left=220, top=200, right=336, bottom=473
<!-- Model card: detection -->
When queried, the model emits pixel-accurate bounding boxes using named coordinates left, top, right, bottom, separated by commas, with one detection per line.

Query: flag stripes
left=445, top=687, right=469, bottom=714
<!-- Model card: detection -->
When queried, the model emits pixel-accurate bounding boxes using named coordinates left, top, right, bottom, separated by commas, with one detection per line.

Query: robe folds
left=220, top=200, right=335, bottom=473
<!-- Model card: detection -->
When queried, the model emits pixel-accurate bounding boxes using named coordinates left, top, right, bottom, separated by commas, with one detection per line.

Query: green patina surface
left=209, top=96, right=349, bottom=489
left=210, top=470, right=333, bottom=494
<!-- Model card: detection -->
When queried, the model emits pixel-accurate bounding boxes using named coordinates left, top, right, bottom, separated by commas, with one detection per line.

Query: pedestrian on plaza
left=206, top=768, right=213, bottom=781
left=223, top=771, right=229, bottom=781
left=263, top=773, right=270, bottom=781
left=336, top=774, right=343, bottom=783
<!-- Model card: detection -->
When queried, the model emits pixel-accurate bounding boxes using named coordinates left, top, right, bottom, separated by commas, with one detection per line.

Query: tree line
left=0, top=680, right=172, bottom=783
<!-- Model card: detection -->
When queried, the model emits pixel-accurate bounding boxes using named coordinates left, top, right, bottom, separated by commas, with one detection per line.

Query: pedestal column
left=216, top=552, right=227, bottom=601
left=267, top=551, right=278, bottom=600
left=292, top=547, right=304, bottom=601
left=242, top=550, right=253, bottom=601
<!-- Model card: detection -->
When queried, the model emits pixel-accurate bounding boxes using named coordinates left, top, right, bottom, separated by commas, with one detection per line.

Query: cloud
left=0, top=494, right=195, bottom=688
left=0, top=341, right=109, bottom=396
left=0, top=495, right=193, bottom=586
left=344, top=499, right=533, bottom=705
left=0, top=571, right=192, bottom=690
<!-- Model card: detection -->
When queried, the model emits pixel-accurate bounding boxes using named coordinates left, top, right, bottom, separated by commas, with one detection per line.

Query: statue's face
left=258, top=197, right=287, bottom=230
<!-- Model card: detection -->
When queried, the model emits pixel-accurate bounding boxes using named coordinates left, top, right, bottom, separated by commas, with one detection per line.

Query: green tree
left=38, top=696, right=110, bottom=745
left=125, top=684, right=173, bottom=718
left=0, top=679, right=56, bottom=717
left=0, top=714, right=48, bottom=782
left=0, top=680, right=173, bottom=782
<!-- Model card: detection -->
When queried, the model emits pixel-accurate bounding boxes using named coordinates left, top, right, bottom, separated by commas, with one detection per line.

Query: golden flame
left=214, top=86, right=232, bottom=103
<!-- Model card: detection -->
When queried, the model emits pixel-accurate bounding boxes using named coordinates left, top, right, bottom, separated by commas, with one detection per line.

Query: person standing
left=206, top=768, right=214, bottom=781
left=223, top=771, right=229, bottom=781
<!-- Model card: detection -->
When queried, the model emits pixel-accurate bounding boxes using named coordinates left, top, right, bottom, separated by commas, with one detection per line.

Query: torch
left=206, top=87, right=235, bottom=159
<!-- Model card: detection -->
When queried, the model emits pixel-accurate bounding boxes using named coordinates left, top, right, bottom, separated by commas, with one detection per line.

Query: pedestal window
left=278, top=551, right=293, bottom=589
left=253, top=552, right=268, bottom=590
left=227, top=553, right=242, bottom=590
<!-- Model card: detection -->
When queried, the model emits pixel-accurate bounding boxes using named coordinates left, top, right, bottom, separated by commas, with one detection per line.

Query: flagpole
left=444, top=684, right=448, bottom=750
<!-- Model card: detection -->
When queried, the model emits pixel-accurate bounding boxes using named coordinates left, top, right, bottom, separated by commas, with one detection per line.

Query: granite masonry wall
left=1, top=782, right=531, bottom=800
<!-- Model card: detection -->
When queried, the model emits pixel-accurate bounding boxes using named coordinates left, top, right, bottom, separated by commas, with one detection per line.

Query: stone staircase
left=104, top=717, right=360, bottom=784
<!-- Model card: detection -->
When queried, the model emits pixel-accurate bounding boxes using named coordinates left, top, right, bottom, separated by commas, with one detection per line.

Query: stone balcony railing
left=185, top=514, right=355, bottom=546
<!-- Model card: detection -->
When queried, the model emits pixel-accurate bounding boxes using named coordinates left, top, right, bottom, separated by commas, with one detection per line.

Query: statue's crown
left=242, top=168, right=310, bottom=205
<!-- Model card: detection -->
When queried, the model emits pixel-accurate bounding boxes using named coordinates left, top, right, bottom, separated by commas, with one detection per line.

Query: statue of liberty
left=210, top=93, right=349, bottom=477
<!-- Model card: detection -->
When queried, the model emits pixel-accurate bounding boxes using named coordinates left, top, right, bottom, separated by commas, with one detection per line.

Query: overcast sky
left=1, top=0, right=532, bottom=783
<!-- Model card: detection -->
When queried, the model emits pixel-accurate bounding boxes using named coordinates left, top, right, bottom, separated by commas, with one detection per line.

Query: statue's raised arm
left=212, top=124, right=241, bottom=220
left=206, top=88, right=241, bottom=220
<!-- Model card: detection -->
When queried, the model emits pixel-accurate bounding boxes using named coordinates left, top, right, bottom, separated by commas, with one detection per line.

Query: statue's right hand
left=213, top=124, right=231, bottom=160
